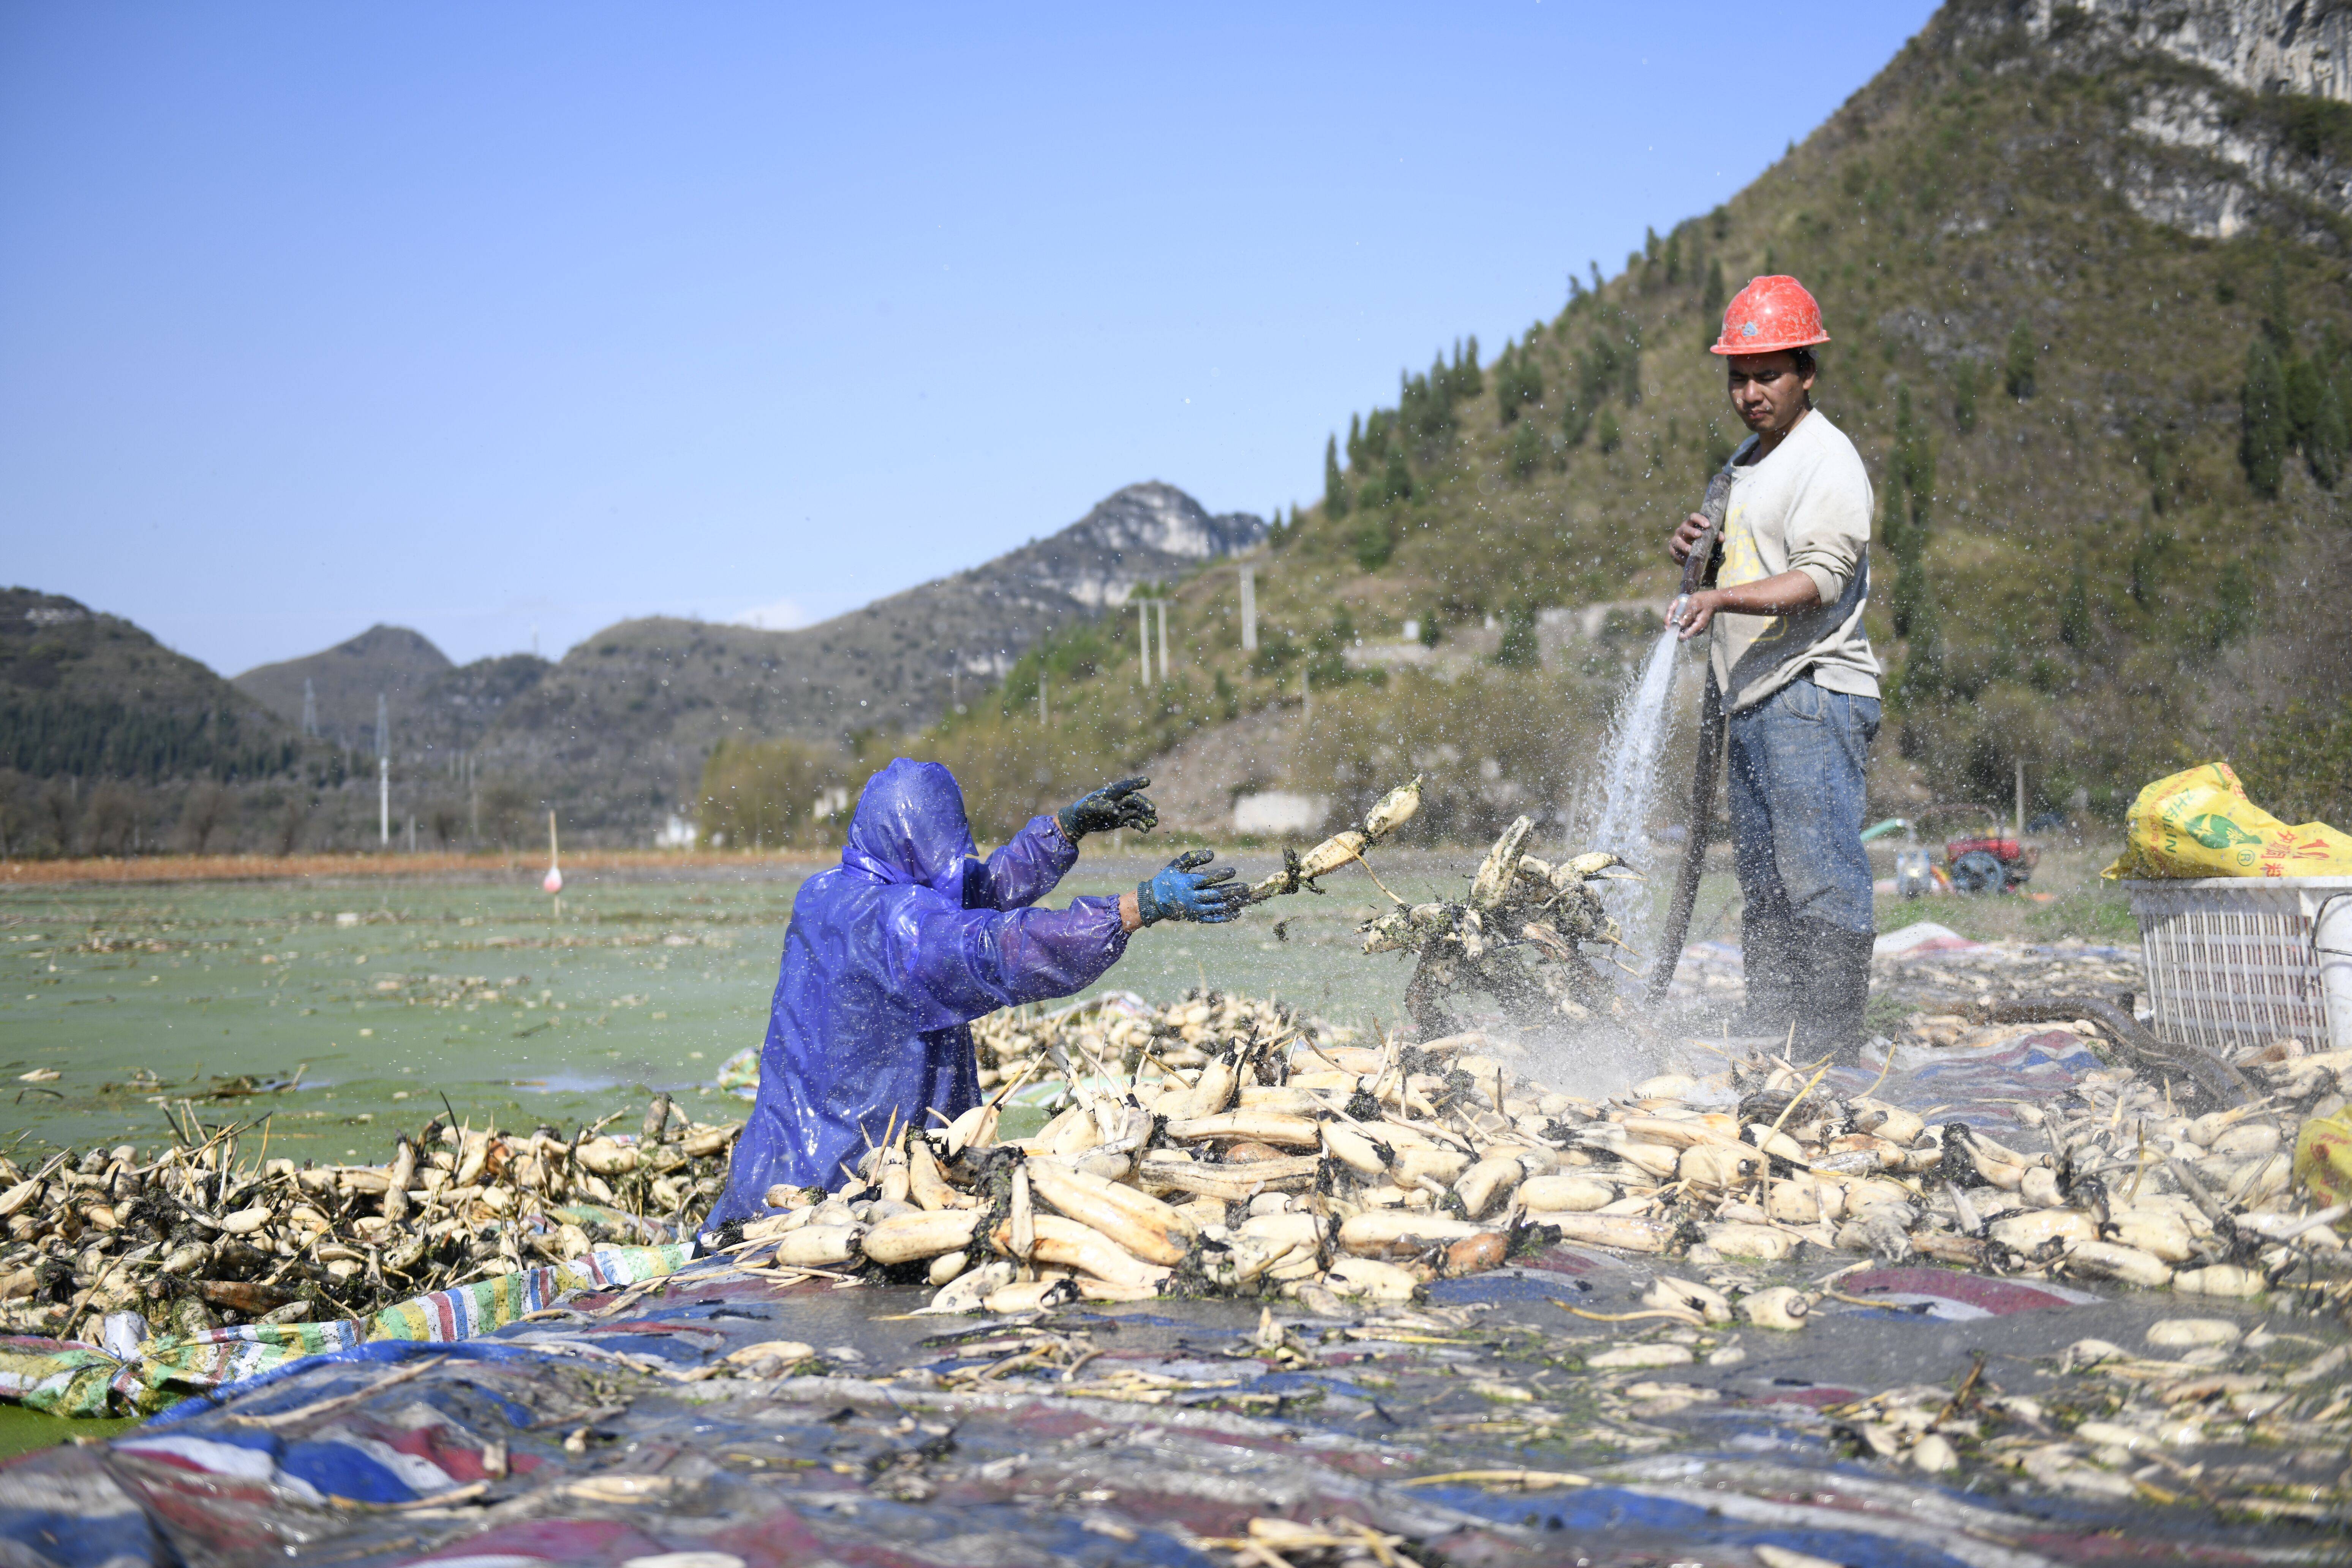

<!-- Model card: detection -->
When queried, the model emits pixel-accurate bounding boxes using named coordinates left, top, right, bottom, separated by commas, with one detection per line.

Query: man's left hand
left=1059, top=776, right=1157, bottom=840
left=1669, top=589, right=1723, bottom=640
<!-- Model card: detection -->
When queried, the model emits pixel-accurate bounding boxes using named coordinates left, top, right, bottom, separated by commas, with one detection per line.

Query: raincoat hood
left=840, top=759, right=978, bottom=896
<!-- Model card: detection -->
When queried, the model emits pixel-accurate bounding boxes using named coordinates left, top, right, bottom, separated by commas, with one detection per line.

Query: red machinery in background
left=1946, top=832, right=2039, bottom=894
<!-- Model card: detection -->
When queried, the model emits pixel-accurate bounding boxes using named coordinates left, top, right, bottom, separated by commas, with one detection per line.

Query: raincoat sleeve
left=963, top=813, right=1080, bottom=911
left=885, top=893, right=1129, bottom=1027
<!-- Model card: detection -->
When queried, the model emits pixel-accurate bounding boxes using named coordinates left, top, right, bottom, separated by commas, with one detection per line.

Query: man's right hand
left=1669, top=511, right=1710, bottom=566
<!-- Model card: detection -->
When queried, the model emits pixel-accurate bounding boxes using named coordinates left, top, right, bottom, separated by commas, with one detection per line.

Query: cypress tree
left=1890, top=524, right=1930, bottom=639
left=1887, top=389, right=1933, bottom=638
left=2059, top=561, right=2094, bottom=648
left=1345, top=413, right=1364, bottom=470
left=1497, top=340, right=1545, bottom=423
left=2309, top=379, right=2347, bottom=490
left=2145, top=438, right=2172, bottom=514
left=1381, top=446, right=1413, bottom=506
left=1596, top=408, right=1622, bottom=454
left=2005, top=321, right=2037, bottom=400
left=1507, top=420, right=1543, bottom=482
left=1901, top=392, right=1934, bottom=536
left=1701, top=258, right=1726, bottom=322
left=2284, top=354, right=2323, bottom=449
left=2260, top=258, right=2292, bottom=351
left=1898, top=594, right=1945, bottom=706
left=2241, top=337, right=2287, bottom=497
left=1879, top=463, right=1908, bottom=557
left=1560, top=394, right=1591, bottom=449
left=1324, top=435, right=1351, bottom=518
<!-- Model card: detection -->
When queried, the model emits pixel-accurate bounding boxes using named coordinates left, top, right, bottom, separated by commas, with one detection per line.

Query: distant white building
left=656, top=814, right=698, bottom=849
left=1233, top=792, right=1328, bottom=836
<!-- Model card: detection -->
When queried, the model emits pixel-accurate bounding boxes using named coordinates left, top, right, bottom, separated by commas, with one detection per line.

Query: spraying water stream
left=1579, top=628, right=1687, bottom=977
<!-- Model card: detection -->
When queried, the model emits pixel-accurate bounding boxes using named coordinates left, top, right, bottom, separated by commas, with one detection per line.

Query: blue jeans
left=1726, top=676, right=1881, bottom=937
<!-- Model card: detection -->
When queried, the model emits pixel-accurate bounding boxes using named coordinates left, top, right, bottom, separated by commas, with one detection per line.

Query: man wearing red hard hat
left=1667, top=276, right=1881, bottom=1058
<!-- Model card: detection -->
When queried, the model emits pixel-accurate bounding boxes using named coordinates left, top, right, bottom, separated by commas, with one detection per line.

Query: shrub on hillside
left=2240, top=338, right=2286, bottom=497
left=696, top=737, right=850, bottom=851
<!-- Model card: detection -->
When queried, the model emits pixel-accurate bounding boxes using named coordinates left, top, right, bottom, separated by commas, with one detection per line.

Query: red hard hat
left=1710, top=274, right=1831, bottom=356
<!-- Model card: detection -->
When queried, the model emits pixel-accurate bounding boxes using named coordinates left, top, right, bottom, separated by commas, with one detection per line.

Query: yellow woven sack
left=2295, top=1107, right=2352, bottom=1208
left=2103, top=762, right=2352, bottom=880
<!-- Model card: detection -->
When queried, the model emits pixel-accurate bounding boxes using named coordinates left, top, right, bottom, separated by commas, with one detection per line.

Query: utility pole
left=300, top=678, right=317, bottom=737
left=376, top=694, right=390, bottom=849
left=1156, top=601, right=1170, bottom=684
left=1300, top=666, right=1311, bottom=724
left=1239, top=566, right=1257, bottom=653
left=1136, top=599, right=1151, bottom=687
left=467, top=754, right=479, bottom=846
left=1038, top=672, right=1049, bottom=727
left=2015, top=757, right=2026, bottom=840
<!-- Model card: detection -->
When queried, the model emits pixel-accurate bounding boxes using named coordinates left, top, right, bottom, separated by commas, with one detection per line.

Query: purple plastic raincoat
left=711, top=759, right=1128, bottom=1222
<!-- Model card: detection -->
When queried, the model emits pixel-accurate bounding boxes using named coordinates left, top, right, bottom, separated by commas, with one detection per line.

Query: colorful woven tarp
left=0, top=1243, right=691, bottom=1419
left=1824, top=1027, right=2102, bottom=1135
left=363, top=1243, right=689, bottom=1346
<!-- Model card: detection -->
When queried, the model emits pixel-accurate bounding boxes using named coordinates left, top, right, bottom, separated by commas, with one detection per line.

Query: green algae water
left=1, top=851, right=1627, bottom=1164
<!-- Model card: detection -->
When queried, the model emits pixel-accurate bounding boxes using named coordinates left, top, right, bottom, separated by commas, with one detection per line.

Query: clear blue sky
left=0, top=2, right=1938, bottom=676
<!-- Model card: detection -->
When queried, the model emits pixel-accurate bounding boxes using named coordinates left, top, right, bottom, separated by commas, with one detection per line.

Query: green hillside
left=832, top=0, right=2352, bottom=844
left=0, top=588, right=300, bottom=785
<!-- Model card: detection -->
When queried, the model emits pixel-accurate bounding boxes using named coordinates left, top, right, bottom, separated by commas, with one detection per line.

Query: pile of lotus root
left=730, top=1017, right=2349, bottom=1317
left=971, top=991, right=1309, bottom=1095
left=0, top=1094, right=741, bottom=1342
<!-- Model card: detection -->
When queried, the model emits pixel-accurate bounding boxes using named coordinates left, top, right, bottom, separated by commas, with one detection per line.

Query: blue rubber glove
left=1136, top=849, right=1246, bottom=926
left=1058, top=776, right=1157, bottom=841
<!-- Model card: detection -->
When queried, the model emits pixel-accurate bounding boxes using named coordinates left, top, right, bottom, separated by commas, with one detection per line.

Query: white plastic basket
left=2120, top=876, right=2352, bottom=1054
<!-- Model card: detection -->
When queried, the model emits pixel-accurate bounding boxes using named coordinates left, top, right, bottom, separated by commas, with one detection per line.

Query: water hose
left=1646, top=468, right=1737, bottom=1004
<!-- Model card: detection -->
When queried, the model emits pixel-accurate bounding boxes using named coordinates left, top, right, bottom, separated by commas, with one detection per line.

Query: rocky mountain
left=1985, top=0, right=2352, bottom=239
left=465, top=482, right=1263, bottom=835
left=2082, top=0, right=2349, bottom=104
left=971, top=481, right=1268, bottom=615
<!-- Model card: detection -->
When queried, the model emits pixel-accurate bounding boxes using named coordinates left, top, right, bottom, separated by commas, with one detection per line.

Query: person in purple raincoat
left=709, top=758, right=1246, bottom=1224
